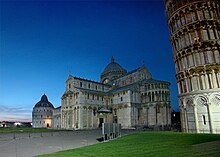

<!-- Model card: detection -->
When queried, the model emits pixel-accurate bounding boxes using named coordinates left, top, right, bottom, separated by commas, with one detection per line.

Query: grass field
left=0, top=127, right=61, bottom=133
left=37, top=132, right=220, bottom=157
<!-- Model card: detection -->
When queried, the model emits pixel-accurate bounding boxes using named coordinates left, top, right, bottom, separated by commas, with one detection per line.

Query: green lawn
left=37, top=132, right=220, bottom=157
left=0, top=127, right=62, bottom=133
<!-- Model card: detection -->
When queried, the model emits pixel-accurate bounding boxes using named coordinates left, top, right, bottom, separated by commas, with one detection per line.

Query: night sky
left=0, top=0, right=178, bottom=122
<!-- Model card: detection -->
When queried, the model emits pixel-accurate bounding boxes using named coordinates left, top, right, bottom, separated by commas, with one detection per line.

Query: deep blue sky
left=0, top=0, right=178, bottom=122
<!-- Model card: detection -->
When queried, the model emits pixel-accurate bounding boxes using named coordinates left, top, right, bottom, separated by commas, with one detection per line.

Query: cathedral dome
left=103, top=57, right=125, bottom=74
left=101, top=57, right=127, bottom=84
left=34, top=94, right=54, bottom=108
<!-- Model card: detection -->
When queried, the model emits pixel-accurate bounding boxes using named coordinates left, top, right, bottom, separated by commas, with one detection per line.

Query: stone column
left=212, top=70, right=218, bottom=88
left=214, top=28, right=219, bottom=39
left=86, top=108, right=89, bottom=129
left=166, top=104, right=169, bottom=125
left=218, top=73, right=220, bottom=87
left=192, top=76, right=198, bottom=90
left=155, top=106, right=157, bottom=125
left=205, top=73, right=210, bottom=89
left=179, top=107, right=184, bottom=132
left=194, top=105, right=200, bottom=133
left=196, top=75, right=201, bottom=90
left=201, top=74, right=206, bottom=89
left=207, top=103, right=213, bottom=133
left=92, top=108, right=94, bottom=128
left=146, top=107, right=149, bottom=126
left=177, top=82, right=181, bottom=94
left=190, top=77, right=194, bottom=91
left=78, top=107, right=81, bottom=129
left=184, top=107, right=189, bottom=133
left=185, top=78, right=189, bottom=92
left=208, top=73, right=213, bottom=89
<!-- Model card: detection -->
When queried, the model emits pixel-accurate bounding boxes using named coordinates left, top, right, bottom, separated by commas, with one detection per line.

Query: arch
left=88, top=106, right=92, bottom=110
left=210, top=94, right=220, bottom=106
left=185, top=97, right=194, bottom=107
left=195, top=95, right=208, bottom=107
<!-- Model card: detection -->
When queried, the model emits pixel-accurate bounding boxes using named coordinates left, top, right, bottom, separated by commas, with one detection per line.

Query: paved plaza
left=0, top=129, right=132, bottom=157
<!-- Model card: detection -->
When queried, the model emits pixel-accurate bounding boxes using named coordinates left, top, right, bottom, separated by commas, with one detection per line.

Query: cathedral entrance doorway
left=99, top=118, right=104, bottom=128
left=47, top=123, right=49, bottom=127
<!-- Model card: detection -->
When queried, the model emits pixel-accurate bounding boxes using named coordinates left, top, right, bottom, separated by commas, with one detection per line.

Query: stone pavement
left=0, top=129, right=133, bottom=157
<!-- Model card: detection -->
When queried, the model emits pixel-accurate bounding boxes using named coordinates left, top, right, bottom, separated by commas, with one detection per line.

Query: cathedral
left=58, top=57, right=170, bottom=129
left=33, top=57, right=171, bottom=130
left=165, top=0, right=220, bottom=133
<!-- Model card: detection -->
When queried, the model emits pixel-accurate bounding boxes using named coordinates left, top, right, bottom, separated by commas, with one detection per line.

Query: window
left=138, top=108, right=141, bottom=120
left=97, top=96, right=99, bottom=100
left=88, top=84, right=90, bottom=88
left=92, top=95, right=94, bottom=100
left=203, top=115, right=206, bottom=125
left=111, top=99, right=113, bottom=104
left=80, top=82, right=82, bottom=87
left=189, top=78, right=193, bottom=92
left=96, top=85, right=97, bottom=90
left=104, top=79, right=109, bottom=84
left=156, top=105, right=160, bottom=113
left=93, top=109, right=96, bottom=116
left=87, top=93, right=89, bottom=99
left=121, top=97, right=123, bottom=101
left=152, top=92, right=155, bottom=101
left=179, top=82, right=183, bottom=93
left=69, top=84, right=71, bottom=89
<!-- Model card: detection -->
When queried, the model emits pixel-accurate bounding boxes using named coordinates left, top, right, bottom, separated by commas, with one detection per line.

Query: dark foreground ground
left=0, top=129, right=132, bottom=157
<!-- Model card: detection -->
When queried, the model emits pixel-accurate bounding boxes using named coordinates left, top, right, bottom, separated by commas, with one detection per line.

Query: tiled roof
left=142, top=78, right=170, bottom=84
left=75, top=87, right=107, bottom=96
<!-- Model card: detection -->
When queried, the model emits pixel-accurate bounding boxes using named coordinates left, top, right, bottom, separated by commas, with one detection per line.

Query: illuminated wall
left=165, top=0, right=220, bottom=133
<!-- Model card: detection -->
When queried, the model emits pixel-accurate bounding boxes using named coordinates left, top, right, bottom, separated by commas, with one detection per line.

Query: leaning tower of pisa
left=164, top=0, right=220, bottom=133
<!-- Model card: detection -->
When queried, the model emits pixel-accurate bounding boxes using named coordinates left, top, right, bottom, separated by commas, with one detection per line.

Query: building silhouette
left=165, top=0, right=220, bottom=133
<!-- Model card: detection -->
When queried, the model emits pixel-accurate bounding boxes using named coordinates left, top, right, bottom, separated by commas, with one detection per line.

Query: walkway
left=0, top=129, right=133, bottom=157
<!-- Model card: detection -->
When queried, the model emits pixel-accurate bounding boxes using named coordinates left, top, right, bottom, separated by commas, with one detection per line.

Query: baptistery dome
left=34, top=94, right=54, bottom=108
